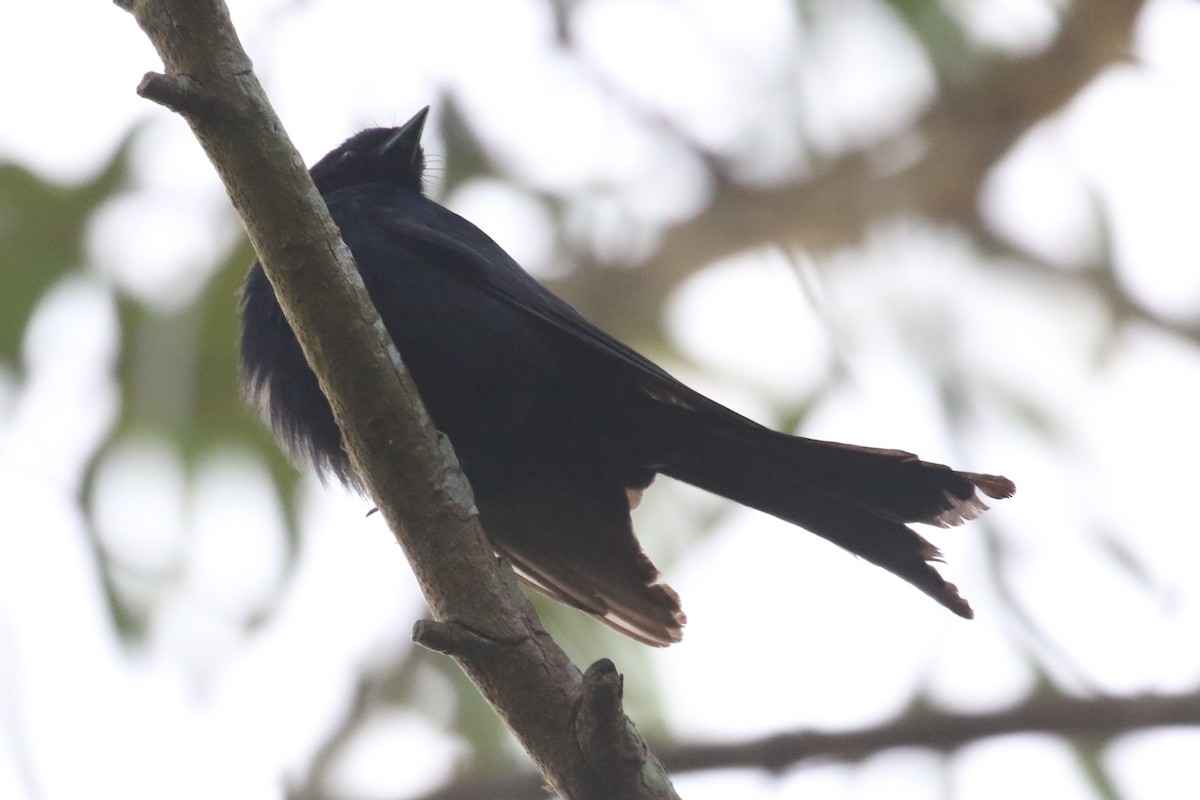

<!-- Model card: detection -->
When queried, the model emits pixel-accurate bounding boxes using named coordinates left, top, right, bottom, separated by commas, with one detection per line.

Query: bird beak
left=383, top=106, right=430, bottom=157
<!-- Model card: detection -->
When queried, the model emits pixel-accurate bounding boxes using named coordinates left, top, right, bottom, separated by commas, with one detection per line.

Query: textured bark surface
left=117, top=1, right=678, bottom=796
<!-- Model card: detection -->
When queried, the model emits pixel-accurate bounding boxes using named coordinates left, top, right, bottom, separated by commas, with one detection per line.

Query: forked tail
left=660, top=415, right=1015, bottom=617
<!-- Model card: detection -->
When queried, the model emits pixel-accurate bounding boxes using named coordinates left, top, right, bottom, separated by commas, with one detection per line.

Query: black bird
left=239, top=107, right=1015, bottom=646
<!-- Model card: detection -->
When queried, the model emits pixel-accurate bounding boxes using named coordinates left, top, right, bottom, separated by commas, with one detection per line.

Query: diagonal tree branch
left=114, top=1, right=677, bottom=797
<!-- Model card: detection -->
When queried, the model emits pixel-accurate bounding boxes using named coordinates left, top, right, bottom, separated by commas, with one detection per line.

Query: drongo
left=239, top=107, right=1015, bottom=645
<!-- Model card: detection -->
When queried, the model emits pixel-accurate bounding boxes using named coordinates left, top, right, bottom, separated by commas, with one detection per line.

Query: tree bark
left=115, top=1, right=678, bottom=797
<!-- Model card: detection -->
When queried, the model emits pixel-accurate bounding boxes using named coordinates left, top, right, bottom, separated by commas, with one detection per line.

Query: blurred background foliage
left=2, top=0, right=1199, bottom=798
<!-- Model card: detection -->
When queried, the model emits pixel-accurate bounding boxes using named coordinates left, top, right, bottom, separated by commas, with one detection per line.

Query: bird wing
left=475, top=475, right=686, bottom=646
left=375, top=211, right=687, bottom=643
left=379, top=211, right=719, bottom=413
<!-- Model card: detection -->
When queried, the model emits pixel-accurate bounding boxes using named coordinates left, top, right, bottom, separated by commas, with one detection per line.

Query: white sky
left=2, top=0, right=1199, bottom=798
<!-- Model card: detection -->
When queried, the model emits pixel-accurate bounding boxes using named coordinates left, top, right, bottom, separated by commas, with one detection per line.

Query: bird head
left=309, top=106, right=429, bottom=196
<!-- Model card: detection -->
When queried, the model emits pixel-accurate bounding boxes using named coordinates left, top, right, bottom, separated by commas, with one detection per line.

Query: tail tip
left=940, top=582, right=975, bottom=619
left=929, top=473, right=1015, bottom=528
left=970, top=473, right=1016, bottom=500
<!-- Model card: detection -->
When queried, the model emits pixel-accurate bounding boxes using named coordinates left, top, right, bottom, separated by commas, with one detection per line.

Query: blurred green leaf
left=0, top=131, right=135, bottom=364
left=885, top=0, right=980, bottom=81
left=1071, top=739, right=1122, bottom=800
left=436, top=95, right=494, bottom=196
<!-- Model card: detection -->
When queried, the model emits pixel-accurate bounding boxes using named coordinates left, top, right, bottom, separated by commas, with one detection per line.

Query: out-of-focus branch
left=115, top=1, right=677, bottom=797
left=969, top=213, right=1200, bottom=350
left=660, top=689, right=1200, bottom=773
left=1093, top=267, right=1200, bottom=347
left=404, top=689, right=1200, bottom=800
left=557, top=0, right=1147, bottom=336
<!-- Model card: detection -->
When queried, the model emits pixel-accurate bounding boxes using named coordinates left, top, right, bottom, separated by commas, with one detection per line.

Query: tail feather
left=660, top=418, right=1015, bottom=617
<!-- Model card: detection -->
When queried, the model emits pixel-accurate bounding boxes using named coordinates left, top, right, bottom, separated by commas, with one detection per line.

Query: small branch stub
left=136, top=72, right=216, bottom=116
left=413, top=619, right=518, bottom=658
left=574, top=659, right=676, bottom=798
